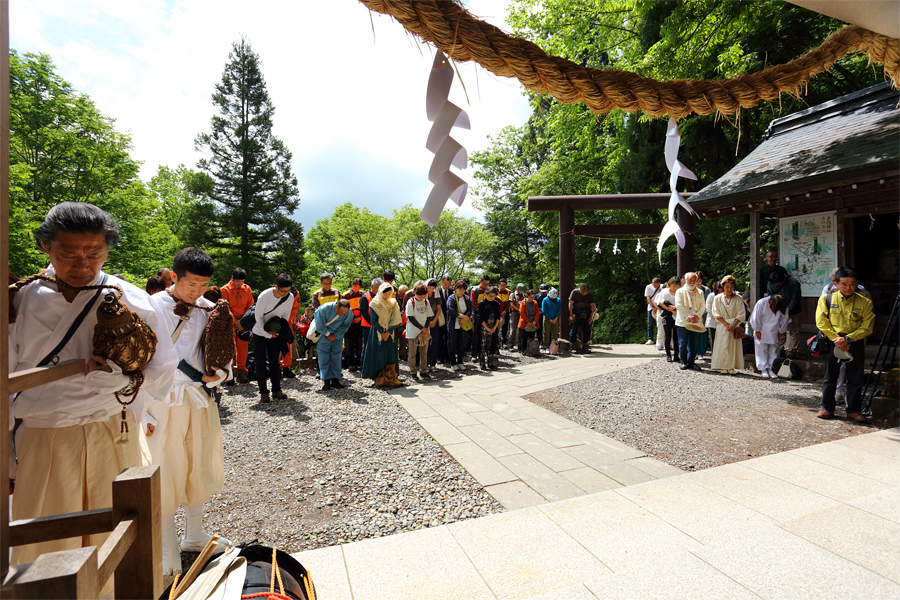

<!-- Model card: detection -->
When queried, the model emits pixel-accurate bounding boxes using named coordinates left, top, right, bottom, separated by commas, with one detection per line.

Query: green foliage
left=194, top=38, right=304, bottom=290
left=303, top=202, right=491, bottom=301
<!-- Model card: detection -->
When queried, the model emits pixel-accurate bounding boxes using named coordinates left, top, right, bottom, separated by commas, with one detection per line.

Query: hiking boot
left=260, top=393, right=270, bottom=403
left=846, top=412, right=868, bottom=423
left=322, top=380, right=331, bottom=391
left=225, top=379, right=236, bottom=386
left=272, top=391, right=288, bottom=400
left=282, top=367, right=296, bottom=379
left=816, top=409, right=834, bottom=419
left=331, top=379, right=345, bottom=389
left=236, top=371, right=250, bottom=384
left=480, top=362, right=488, bottom=371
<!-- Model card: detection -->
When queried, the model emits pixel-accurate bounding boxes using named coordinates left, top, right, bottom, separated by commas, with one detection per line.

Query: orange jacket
left=220, top=280, right=254, bottom=327
left=517, top=298, right=542, bottom=329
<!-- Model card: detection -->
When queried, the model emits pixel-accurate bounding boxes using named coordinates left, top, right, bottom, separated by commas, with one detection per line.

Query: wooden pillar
left=749, top=211, right=760, bottom=304
left=111, top=466, right=162, bottom=600
left=676, top=206, right=694, bottom=276
left=1, top=0, right=11, bottom=582
left=559, top=204, right=574, bottom=326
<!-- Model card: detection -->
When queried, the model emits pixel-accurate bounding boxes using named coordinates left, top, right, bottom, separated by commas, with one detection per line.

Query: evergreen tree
left=195, top=38, right=303, bottom=290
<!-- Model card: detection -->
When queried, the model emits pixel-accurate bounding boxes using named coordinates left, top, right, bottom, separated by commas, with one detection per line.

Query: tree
left=194, top=38, right=303, bottom=290
left=9, top=51, right=142, bottom=276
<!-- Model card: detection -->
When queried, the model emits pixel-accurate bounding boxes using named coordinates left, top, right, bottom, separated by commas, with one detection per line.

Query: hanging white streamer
left=657, top=118, right=698, bottom=262
left=595, top=239, right=602, bottom=254
left=421, top=52, right=471, bottom=226
left=613, top=240, right=621, bottom=255
left=636, top=239, right=643, bottom=253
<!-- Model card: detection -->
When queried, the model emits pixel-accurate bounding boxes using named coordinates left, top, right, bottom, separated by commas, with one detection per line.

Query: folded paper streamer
left=657, top=117, right=698, bottom=263
left=421, top=51, right=470, bottom=226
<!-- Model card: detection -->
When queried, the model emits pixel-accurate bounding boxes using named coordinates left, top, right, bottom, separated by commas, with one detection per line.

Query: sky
left=9, top=0, right=534, bottom=230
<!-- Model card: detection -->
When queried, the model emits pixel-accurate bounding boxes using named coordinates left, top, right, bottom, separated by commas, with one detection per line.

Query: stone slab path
left=294, top=345, right=900, bottom=600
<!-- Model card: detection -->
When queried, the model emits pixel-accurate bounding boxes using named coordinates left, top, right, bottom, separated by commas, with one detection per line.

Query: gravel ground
left=524, top=352, right=896, bottom=472
left=175, top=345, right=554, bottom=565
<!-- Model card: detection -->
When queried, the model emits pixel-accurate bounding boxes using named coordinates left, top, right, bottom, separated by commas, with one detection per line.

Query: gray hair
left=335, top=299, right=351, bottom=309
left=371, top=277, right=384, bottom=287
left=34, top=202, right=119, bottom=250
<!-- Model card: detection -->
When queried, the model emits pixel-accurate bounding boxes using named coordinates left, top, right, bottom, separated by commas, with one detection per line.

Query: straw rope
left=359, top=0, right=900, bottom=119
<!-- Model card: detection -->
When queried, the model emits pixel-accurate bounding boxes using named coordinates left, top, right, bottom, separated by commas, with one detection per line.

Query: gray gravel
left=178, top=354, right=532, bottom=556
left=524, top=354, right=890, bottom=472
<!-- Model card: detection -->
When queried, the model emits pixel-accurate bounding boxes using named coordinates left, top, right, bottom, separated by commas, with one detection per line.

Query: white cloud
left=10, top=0, right=532, bottom=226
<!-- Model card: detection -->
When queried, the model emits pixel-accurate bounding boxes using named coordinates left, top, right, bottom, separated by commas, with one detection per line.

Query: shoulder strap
left=37, top=274, right=109, bottom=367
left=171, top=306, right=194, bottom=344
left=263, top=293, right=289, bottom=317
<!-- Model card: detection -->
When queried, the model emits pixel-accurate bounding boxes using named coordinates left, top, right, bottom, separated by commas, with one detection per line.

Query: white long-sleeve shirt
left=749, top=297, right=790, bottom=344
left=151, top=292, right=233, bottom=408
left=251, top=288, right=294, bottom=338
left=9, top=266, right=176, bottom=428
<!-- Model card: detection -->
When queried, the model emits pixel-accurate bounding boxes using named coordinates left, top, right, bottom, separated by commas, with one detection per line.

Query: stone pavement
left=294, top=345, right=900, bottom=600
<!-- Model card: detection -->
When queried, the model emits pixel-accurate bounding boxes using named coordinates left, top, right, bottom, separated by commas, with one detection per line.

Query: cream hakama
left=710, top=293, right=745, bottom=371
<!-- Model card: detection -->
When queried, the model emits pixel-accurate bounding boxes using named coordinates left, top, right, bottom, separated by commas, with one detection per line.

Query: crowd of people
left=7, top=202, right=878, bottom=584
left=199, top=270, right=598, bottom=395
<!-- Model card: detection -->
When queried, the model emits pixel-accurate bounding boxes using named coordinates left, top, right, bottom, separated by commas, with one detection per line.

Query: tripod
left=862, top=292, right=900, bottom=415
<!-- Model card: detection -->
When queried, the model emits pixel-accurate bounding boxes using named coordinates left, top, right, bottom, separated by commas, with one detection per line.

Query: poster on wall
left=779, top=211, right=837, bottom=297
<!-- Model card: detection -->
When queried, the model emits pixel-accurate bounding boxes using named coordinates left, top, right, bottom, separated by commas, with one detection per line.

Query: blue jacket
left=314, top=302, right=353, bottom=342
left=541, top=296, right=561, bottom=320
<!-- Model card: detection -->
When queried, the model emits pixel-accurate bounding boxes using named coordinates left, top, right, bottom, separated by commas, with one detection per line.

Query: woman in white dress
left=710, top=276, right=745, bottom=374
left=749, top=294, right=789, bottom=377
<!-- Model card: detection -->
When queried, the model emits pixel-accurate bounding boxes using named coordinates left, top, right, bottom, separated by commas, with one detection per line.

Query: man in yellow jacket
left=815, top=266, right=874, bottom=423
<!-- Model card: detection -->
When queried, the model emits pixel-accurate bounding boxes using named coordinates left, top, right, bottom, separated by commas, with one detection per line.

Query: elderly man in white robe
left=8, top=202, right=176, bottom=567
left=749, top=294, right=790, bottom=378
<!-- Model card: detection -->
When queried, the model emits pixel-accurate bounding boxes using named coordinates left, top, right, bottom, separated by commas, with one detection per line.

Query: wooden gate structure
left=0, top=3, right=163, bottom=597
left=527, top=194, right=695, bottom=325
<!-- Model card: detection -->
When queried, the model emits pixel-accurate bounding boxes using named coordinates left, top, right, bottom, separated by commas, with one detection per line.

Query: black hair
left=527, top=289, right=535, bottom=295
left=481, top=273, right=491, bottom=282
left=276, top=273, right=292, bottom=288
left=352, top=277, right=363, bottom=286
left=487, top=286, right=499, bottom=295
left=34, top=202, right=120, bottom=250
left=203, top=286, right=221, bottom=303
left=768, top=294, right=788, bottom=314
left=232, top=268, right=246, bottom=280
left=651, top=277, right=661, bottom=284
left=768, top=270, right=787, bottom=284
left=454, top=279, right=466, bottom=290
left=426, top=278, right=438, bottom=287
left=145, top=276, right=166, bottom=295
left=667, top=277, right=680, bottom=286
left=382, top=269, right=396, bottom=282
left=320, top=272, right=333, bottom=281
left=834, top=266, right=858, bottom=281
left=499, top=278, right=507, bottom=284
left=172, top=247, right=214, bottom=278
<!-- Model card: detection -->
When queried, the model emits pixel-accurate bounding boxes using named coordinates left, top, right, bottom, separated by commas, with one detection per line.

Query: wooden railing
left=3, top=467, right=163, bottom=599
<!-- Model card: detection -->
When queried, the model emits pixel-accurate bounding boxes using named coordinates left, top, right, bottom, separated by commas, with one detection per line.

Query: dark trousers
left=436, top=324, right=450, bottom=364
left=538, top=314, right=545, bottom=346
left=253, top=334, right=282, bottom=395
left=569, top=309, right=591, bottom=346
left=709, top=328, right=716, bottom=354
left=428, top=324, right=440, bottom=366
left=519, top=327, right=536, bottom=352
left=343, top=323, right=363, bottom=367
left=647, top=311, right=656, bottom=340
left=663, top=318, right=677, bottom=358
left=360, top=326, right=371, bottom=364
left=450, top=328, right=468, bottom=365
left=676, top=327, right=703, bottom=366
left=471, top=316, right=481, bottom=358
left=821, top=340, right=866, bottom=413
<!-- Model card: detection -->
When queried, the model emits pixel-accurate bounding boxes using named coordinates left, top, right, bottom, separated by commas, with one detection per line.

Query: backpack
left=525, top=338, right=542, bottom=357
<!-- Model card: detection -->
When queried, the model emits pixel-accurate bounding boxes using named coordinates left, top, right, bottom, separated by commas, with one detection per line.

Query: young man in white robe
left=749, top=294, right=790, bottom=378
left=142, top=247, right=232, bottom=575
left=8, top=202, right=176, bottom=567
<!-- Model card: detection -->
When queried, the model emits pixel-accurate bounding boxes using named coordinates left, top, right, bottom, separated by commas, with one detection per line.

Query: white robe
left=749, top=298, right=790, bottom=344
left=710, top=293, right=745, bottom=371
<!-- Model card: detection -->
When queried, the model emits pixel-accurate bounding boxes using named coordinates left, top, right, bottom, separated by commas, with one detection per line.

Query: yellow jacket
left=815, top=291, right=874, bottom=343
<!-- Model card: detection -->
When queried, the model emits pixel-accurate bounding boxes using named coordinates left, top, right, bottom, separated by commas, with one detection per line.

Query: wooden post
left=1, top=0, right=11, bottom=582
left=8, top=547, right=99, bottom=599
left=559, top=203, right=574, bottom=326
left=676, top=206, right=694, bottom=276
left=749, top=211, right=760, bottom=304
left=111, top=466, right=162, bottom=600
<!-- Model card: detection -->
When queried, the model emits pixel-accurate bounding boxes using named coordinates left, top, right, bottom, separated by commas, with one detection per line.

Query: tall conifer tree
left=195, top=38, right=303, bottom=288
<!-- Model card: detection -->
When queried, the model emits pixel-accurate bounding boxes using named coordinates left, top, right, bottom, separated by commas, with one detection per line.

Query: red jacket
left=220, top=280, right=254, bottom=328
left=517, top=298, right=542, bottom=329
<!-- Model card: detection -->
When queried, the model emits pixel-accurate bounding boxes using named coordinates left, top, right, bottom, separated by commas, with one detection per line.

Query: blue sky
left=10, top=0, right=533, bottom=230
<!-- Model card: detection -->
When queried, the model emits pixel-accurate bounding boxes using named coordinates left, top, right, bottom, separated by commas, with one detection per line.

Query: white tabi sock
left=162, top=514, right=182, bottom=576
left=181, top=504, right=232, bottom=552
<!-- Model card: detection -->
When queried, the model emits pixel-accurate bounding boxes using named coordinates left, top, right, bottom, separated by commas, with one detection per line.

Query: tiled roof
left=688, top=83, right=900, bottom=210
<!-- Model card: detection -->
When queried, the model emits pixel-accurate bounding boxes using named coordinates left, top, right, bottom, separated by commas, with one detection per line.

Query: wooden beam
left=573, top=224, right=665, bottom=236
left=559, top=204, right=574, bottom=327
left=529, top=193, right=683, bottom=212
left=97, top=517, right=137, bottom=590
left=7, top=547, right=99, bottom=599
left=8, top=360, right=86, bottom=395
left=9, top=509, right=114, bottom=548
